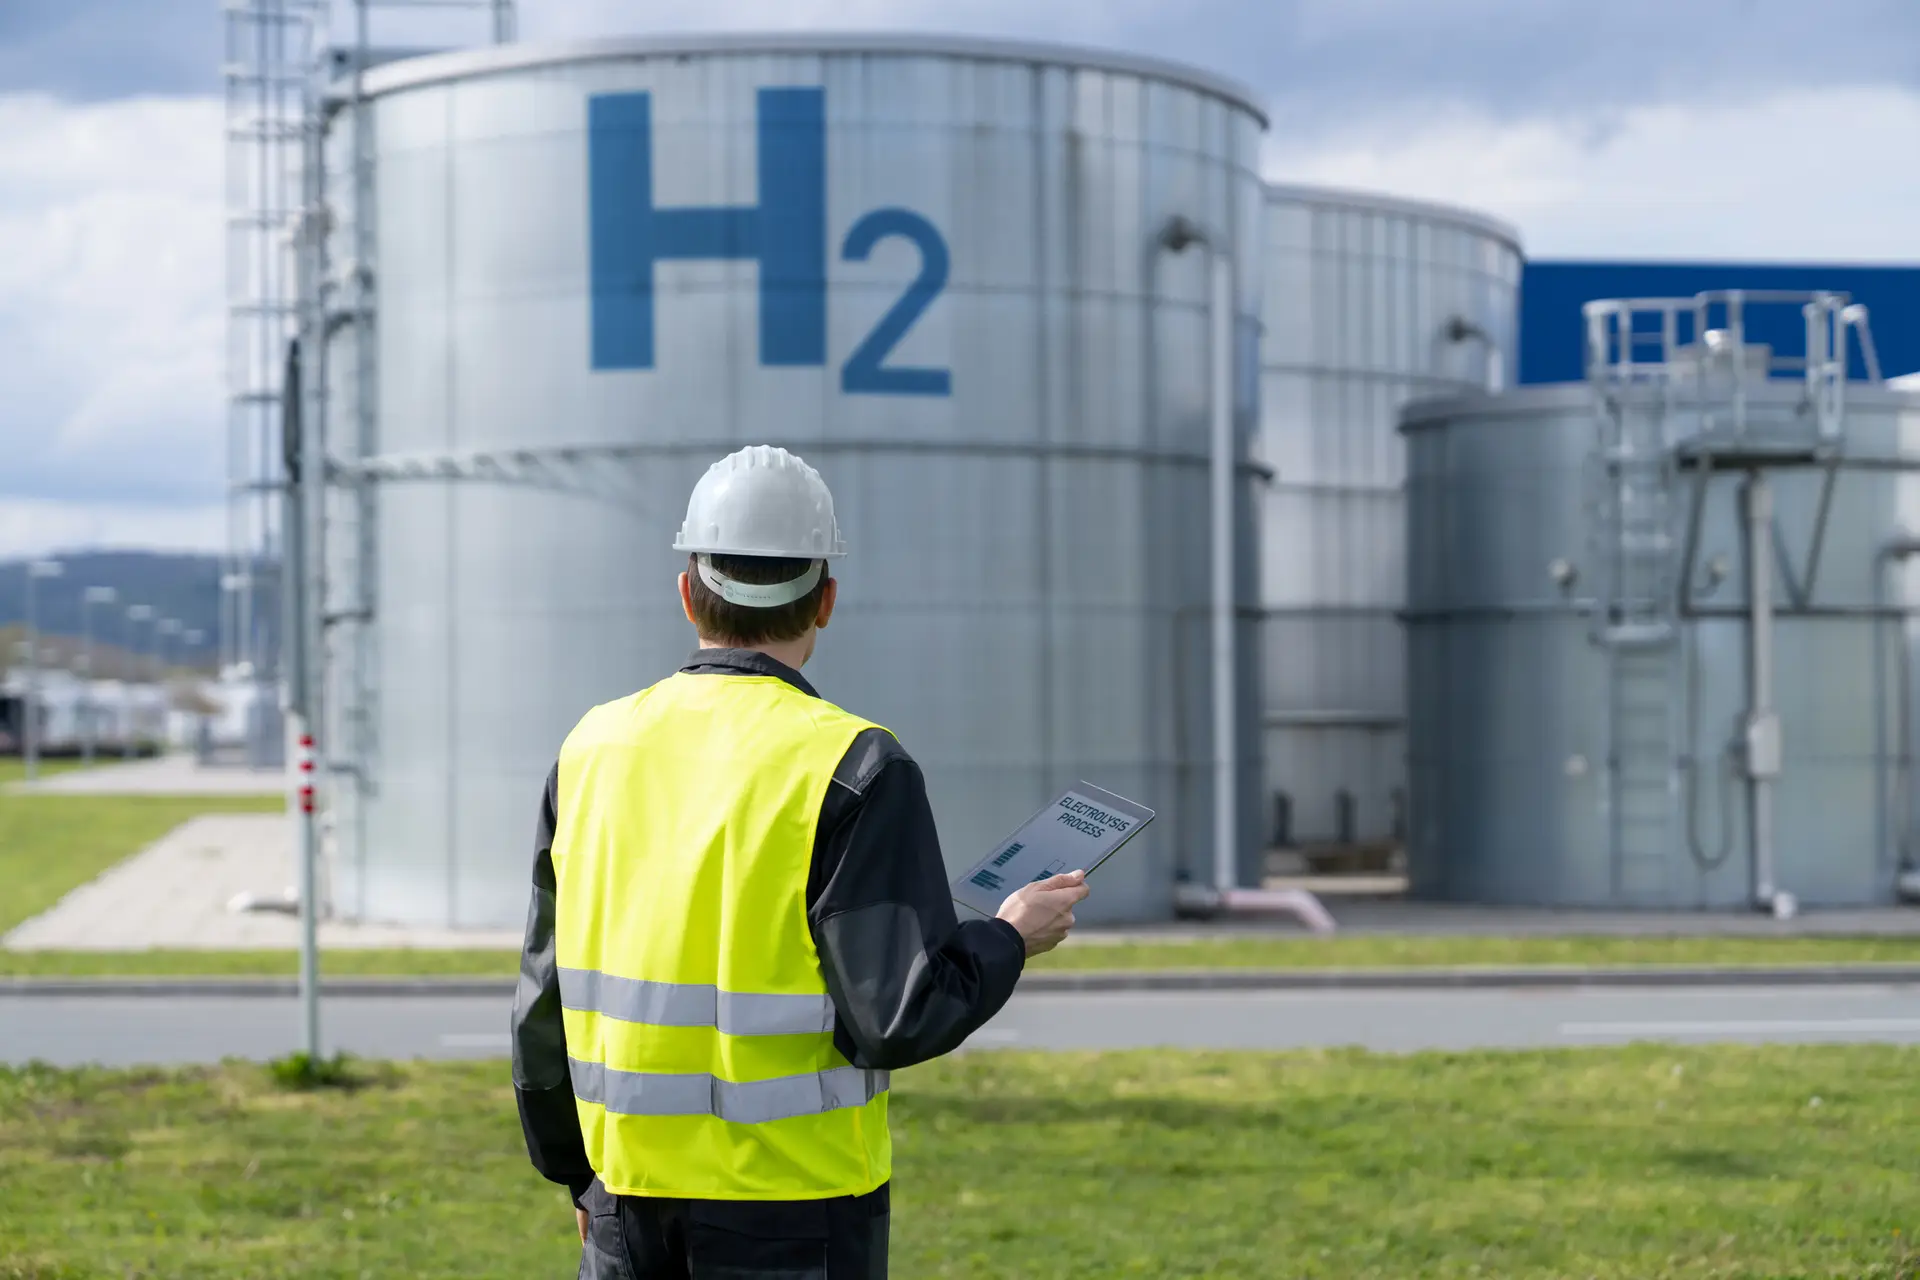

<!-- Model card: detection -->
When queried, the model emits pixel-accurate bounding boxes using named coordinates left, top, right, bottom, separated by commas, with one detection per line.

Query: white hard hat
left=674, top=445, right=845, bottom=559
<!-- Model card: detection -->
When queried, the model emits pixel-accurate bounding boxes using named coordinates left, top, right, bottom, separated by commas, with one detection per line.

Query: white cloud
left=0, top=92, right=225, bottom=550
left=1265, top=84, right=1920, bottom=262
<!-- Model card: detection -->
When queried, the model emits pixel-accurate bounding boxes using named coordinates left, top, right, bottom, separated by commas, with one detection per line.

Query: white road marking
left=1560, top=1017, right=1920, bottom=1038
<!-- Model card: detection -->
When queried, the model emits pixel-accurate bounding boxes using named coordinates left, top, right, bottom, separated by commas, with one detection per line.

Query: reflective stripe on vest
left=570, top=1058, right=888, bottom=1126
left=559, top=967, right=837, bottom=1037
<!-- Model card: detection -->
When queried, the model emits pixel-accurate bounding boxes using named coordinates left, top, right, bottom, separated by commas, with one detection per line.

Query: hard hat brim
left=671, top=540, right=847, bottom=558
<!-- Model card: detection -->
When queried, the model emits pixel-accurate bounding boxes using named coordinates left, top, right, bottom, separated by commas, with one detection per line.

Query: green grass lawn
left=0, top=758, right=83, bottom=786
left=7, top=933, right=1920, bottom=979
left=0, top=792, right=285, bottom=936
left=1, top=1046, right=1914, bottom=1278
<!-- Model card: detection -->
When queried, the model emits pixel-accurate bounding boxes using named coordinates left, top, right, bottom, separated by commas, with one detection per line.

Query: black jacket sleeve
left=510, top=764, right=595, bottom=1207
left=808, top=729, right=1027, bottom=1071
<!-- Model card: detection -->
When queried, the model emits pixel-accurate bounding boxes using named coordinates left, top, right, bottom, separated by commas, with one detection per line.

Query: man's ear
left=678, top=571, right=696, bottom=626
left=815, top=576, right=837, bottom=631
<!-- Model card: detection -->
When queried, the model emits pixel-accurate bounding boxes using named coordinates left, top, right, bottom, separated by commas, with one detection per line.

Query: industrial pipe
left=1441, top=315, right=1506, bottom=392
left=1158, top=217, right=1334, bottom=933
left=1741, top=473, right=1791, bottom=917
left=1208, top=250, right=1234, bottom=896
left=1173, top=883, right=1337, bottom=934
left=1869, top=535, right=1920, bottom=903
left=1157, top=216, right=1238, bottom=898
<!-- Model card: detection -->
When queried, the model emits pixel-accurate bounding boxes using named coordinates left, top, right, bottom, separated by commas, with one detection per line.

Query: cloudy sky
left=1, top=0, right=1916, bottom=556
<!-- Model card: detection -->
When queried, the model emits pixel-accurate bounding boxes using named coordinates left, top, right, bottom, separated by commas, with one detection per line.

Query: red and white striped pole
left=290, top=712, right=320, bottom=1059
left=296, top=729, right=315, bottom=814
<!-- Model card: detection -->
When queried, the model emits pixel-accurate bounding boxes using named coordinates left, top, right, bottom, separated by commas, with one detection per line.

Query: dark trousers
left=578, top=1178, right=890, bottom=1279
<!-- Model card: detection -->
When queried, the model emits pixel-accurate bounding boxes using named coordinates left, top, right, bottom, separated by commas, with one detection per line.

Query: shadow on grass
left=896, top=1089, right=1274, bottom=1133
left=47, top=1129, right=132, bottom=1160
left=1657, top=1147, right=1771, bottom=1180
left=268, top=1051, right=365, bottom=1091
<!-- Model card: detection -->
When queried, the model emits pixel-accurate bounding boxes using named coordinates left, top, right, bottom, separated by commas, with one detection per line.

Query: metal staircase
left=1589, top=396, right=1678, bottom=648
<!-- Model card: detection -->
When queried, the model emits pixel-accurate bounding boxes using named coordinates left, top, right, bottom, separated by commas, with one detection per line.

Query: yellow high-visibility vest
left=551, top=670, right=891, bottom=1200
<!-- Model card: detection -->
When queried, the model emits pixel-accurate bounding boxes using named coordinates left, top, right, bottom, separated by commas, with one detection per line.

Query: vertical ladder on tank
left=1585, top=302, right=1682, bottom=901
left=1605, top=641, right=1679, bottom=901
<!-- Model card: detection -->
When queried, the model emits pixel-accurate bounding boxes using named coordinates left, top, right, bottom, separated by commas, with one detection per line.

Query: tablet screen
left=950, top=783, right=1156, bottom=918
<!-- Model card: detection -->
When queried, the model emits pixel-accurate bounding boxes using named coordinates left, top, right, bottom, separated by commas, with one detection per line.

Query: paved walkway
left=8, top=755, right=286, bottom=797
left=0, top=815, right=518, bottom=951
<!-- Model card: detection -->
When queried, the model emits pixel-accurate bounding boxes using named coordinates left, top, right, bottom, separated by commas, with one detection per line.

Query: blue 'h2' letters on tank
left=588, top=88, right=825, bottom=371
left=588, top=86, right=953, bottom=396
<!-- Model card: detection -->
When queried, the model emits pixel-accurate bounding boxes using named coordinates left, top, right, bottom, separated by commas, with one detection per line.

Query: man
left=512, top=444, right=1091, bottom=1277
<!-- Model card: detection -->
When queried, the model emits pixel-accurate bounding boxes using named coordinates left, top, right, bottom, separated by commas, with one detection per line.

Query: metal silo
left=1404, top=292, right=1920, bottom=908
left=1257, top=185, right=1520, bottom=860
left=310, top=35, right=1267, bottom=927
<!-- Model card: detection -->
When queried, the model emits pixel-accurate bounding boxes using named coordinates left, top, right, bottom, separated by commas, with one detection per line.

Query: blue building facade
left=1519, top=261, right=1920, bottom=385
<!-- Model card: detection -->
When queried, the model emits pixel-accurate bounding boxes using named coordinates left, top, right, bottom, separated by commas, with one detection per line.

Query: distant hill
left=0, top=551, right=277, bottom=670
left=0, top=624, right=166, bottom=682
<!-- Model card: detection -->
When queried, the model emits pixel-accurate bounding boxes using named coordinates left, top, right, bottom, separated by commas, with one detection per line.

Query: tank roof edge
left=346, top=33, right=1269, bottom=126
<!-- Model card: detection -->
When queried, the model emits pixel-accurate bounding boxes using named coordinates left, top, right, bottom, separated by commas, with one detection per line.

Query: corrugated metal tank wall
left=319, top=36, right=1267, bottom=927
left=1403, top=381, right=1920, bottom=906
left=1256, top=185, right=1521, bottom=853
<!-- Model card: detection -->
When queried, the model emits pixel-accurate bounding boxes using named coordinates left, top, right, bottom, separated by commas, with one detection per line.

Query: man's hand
left=996, top=871, right=1090, bottom=957
left=577, top=1208, right=589, bottom=1244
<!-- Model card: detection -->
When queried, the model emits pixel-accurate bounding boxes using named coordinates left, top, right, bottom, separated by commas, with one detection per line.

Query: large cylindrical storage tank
left=1256, top=185, right=1520, bottom=856
left=317, top=35, right=1267, bottom=927
left=1403, top=360, right=1920, bottom=907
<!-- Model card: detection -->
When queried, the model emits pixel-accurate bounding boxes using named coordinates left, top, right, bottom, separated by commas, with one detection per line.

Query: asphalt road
left=6, top=985, right=1920, bottom=1067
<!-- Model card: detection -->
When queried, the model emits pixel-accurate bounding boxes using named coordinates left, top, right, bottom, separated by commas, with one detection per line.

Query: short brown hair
left=687, top=554, right=829, bottom=647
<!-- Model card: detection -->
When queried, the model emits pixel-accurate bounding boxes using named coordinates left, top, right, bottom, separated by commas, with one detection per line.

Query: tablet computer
left=950, top=783, right=1156, bottom=918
